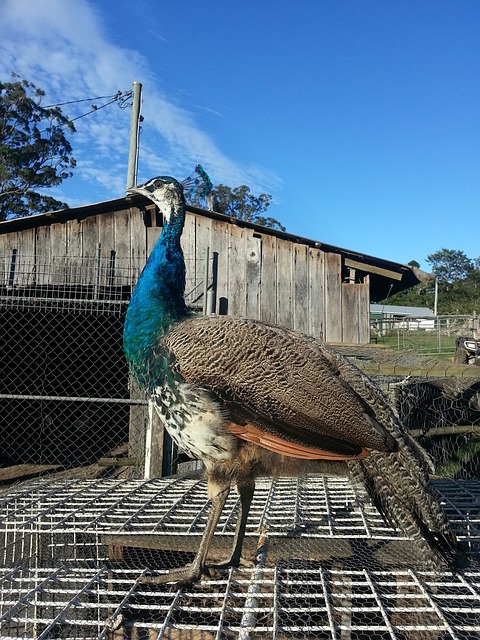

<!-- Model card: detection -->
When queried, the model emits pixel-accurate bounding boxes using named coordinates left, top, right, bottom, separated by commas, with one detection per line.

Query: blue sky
left=1, top=0, right=479, bottom=270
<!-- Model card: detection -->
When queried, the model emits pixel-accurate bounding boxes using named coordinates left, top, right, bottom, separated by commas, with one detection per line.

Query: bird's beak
left=126, top=185, right=146, bottom=199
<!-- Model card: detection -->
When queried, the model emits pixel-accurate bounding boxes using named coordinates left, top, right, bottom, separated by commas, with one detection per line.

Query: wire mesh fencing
left=0, top=476, right=478, bottom=639
left=393, top=377, right=480, bottom=480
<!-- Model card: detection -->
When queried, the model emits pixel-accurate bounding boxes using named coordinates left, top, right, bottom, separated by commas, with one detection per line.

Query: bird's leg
left=213, top=477, right=255, bottom=569
left=138, top=475, right=231, bottom=586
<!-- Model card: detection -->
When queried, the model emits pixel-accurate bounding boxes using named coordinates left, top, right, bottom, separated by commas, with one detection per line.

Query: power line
left=39, top=89, right=133, bottom=133
left=43, top=91, right=130, bottom=109
left=68, top=92, right=132, bottom=125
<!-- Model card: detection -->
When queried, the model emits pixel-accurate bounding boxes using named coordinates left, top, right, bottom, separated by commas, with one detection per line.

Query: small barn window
left=143, top=205, right=162, bottom=228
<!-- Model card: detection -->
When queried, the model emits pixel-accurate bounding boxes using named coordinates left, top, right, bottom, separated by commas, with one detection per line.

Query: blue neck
left=123, top=212, right=189, bottom=390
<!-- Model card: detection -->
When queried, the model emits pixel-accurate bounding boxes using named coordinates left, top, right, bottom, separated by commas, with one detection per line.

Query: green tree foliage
left=385, top=248, right=480, bottom=314
left=0, top=74, right=76, bottom=220
left=188, top=182, right=285, bottom=231
left=427, top=248, right=474, bottom=284
left=427, top=248, right=479, bottom=314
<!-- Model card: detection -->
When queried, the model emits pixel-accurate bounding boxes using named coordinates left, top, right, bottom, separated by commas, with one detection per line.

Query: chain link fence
left=391, top=376, right=480, bottom=479
left=0, top=254, right=140, bottom=479
left=371, top=313, right=480, bottom=358
left=0, top=251, right=214, bottom=482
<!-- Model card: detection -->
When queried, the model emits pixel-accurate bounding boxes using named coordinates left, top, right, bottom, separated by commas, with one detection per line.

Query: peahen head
left=127, top=176, right=186, bottom=228
left=127, top=165, right=212, bottom=228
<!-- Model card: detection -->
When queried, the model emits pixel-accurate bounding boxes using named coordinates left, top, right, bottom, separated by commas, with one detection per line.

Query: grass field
left=373, top=329, right=457, bottom=361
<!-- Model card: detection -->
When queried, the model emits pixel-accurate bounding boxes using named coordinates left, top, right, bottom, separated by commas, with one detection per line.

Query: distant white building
left=370, top=304, right=436, bottom=331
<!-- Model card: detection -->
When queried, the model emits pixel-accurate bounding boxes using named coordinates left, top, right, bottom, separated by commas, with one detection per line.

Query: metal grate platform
left=1, top=565, right=479, bottom=639
left=0, top=475, right=478, bottom=639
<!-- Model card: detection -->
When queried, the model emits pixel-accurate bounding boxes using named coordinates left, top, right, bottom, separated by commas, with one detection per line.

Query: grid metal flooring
left=0, top=475, right=478, bottom=639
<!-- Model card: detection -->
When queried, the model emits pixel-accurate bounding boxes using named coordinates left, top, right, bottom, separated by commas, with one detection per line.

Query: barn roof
left=0, top=196, right=432, bottom=301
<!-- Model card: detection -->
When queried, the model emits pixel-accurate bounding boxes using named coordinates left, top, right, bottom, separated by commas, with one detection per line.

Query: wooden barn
left=0, top=195, right=427, bottom=476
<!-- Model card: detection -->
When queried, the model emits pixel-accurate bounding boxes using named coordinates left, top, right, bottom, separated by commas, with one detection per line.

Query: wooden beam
left=344, top=258, right=403, bottom=281
left=409, top=425, right=480, bottom=438
left=357, top=361, right=480, bottom=378
left=98, top=457, right=136, bottom=467
left=100, top=533, right=418, bottom=567
left=0, top=464, right=62, bottom=482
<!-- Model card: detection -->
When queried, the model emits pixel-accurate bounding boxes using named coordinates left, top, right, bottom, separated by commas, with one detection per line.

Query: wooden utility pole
left=126, top=82, right=142, bottom=190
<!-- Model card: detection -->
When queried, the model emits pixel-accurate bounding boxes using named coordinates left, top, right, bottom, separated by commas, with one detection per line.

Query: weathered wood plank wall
left=181, top=214, right=370, bottom=343
left=0, top=204, right=370, bottom=343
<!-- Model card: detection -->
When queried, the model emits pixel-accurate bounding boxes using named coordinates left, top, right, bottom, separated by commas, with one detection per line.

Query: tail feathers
left=348, top=444, right=465, bottom=570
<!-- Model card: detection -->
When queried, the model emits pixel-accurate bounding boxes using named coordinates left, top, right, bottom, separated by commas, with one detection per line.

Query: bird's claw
left=137, top=564, right=212, bottom=588
left=137, top=556, right=254, bottom=588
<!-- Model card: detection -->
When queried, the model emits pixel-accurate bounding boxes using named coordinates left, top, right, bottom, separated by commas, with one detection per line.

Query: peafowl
left=123, top=167, right=464, bottom=585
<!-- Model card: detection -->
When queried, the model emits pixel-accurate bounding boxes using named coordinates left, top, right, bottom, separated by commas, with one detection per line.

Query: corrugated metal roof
left=371, top=304, right=435, bottom=318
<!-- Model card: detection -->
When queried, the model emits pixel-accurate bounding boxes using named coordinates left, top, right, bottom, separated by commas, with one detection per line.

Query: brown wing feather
left=164, top=315, right=396, bottom=455
left=226, top=422, right=369, bottom=460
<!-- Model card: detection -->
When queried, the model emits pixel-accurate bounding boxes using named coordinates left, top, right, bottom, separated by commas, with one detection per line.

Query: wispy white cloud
left=0, top=0, right=280, bottom=205
left=79, top=162, right=126, bottom=196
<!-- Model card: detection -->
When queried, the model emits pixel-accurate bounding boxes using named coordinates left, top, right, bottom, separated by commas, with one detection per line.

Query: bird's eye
left=153, top=179, right=163, bottom=188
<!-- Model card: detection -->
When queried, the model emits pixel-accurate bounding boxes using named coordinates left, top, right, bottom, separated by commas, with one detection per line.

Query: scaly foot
left=137, top=563, right=210, bottom=587
left=137, top=556, right=254, bottom=587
